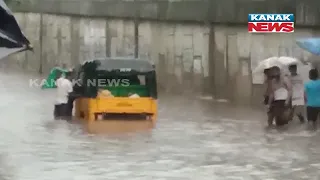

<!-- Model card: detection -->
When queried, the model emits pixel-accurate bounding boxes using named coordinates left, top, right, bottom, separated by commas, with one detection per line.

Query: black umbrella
left=0, top=0, right=32, bottom=59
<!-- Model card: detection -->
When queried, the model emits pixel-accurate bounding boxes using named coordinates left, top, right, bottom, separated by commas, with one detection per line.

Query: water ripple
left=0, top=71, right=320, bottom=179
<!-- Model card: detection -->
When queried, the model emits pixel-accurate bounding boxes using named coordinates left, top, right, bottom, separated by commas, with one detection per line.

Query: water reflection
left=82, top=120, right=154, bottom=135
left=4, top=70, right=320, bottom=179
left=0, top=154, right=15, bottom=180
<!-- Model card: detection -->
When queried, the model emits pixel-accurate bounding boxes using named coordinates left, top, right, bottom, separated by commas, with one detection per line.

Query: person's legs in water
left=280, top=106, right=292, bottom=126
left=54, top=104, right=64, bottom=119
left=291, top=97, right=305, bottom=123
left=289, top=105, right=295, bottom=122
left=306, top=106, right=320, bottom=128
left=264, top=95, right=269, bottom=105
left=267, top=103, right=276, bottom=126
left=294, top=105, right=305, bottom=123
left=273, top=100, right=291, bottom=126
left=267, top=113, right=275, bottom=127
left=59, top=103, right=69, bottom=120
left=297, top=113, right=305, bottom=122
left=54, top=104, right=59, bottom=119
left=66, top=96, right=75, bottom=118
left=285, top=100, right=294, bottom=123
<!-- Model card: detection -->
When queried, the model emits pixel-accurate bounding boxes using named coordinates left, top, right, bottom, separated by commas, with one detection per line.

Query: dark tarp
left=0, top=0, right=32, bottom=60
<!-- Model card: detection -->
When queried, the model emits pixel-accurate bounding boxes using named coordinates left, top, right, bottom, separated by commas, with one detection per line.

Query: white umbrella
left=278, top=56, right=301, bottom=66
left=253, top=57, right=284, bottom=74
left=253, top=56, right=302, bottom=74
left=278, top=56, right=302, bottom=76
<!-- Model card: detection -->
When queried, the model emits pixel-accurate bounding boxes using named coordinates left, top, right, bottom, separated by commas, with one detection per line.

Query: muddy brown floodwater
left=0, top=70, right=320, bottom=180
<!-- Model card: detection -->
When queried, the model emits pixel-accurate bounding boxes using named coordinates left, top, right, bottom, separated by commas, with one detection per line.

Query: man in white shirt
left=54, top=71, right=73, bottom=119
left=288, top=64, right=305, bottom=123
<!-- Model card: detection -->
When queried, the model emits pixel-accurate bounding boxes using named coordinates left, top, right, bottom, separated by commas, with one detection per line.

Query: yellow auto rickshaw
left=73, top=58, right=158, bottom=124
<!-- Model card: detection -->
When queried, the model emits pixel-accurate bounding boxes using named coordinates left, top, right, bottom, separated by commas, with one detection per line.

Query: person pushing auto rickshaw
left=54, top=69, right=80, bottom=120
left=54, top=71, right=73, bottom=119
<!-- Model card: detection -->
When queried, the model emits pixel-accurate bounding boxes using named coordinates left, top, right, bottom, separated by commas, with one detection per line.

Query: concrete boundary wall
left=10, top=0, right=320, bottom=27
left=8, top=12, right=320, bottom=105
left=8, top=13, right=212, bottom=96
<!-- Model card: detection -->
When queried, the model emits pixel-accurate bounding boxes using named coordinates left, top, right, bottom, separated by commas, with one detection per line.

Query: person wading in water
left=54, top=71, right=73, bottom=119
left=288, top=64, right=305, bottom=123
left=267, top=66, right=293, bottom=126
left=304, top=69, right=320, bottom=128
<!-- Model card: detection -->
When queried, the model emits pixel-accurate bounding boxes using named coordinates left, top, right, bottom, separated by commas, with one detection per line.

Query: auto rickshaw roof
left=81, top=57, right=155, bottom=72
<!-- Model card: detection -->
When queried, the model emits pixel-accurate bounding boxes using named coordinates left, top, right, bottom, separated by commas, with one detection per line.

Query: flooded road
left=1, top=71, right=320, bottom=180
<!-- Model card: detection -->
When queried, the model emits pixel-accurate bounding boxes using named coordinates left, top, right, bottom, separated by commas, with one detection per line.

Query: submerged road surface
left=0, top=71, right=320, bottom=180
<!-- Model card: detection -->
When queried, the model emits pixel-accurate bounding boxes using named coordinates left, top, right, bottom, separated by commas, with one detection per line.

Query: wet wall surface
left=11, top=0, right=320, bottom=26
left=0, top=71, right=320, bottom=180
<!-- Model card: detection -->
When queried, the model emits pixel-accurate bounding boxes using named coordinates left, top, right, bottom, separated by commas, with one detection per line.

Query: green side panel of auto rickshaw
left=102, top=85, right=149, bottom=97
left=41, top=67, right=68, bottom=89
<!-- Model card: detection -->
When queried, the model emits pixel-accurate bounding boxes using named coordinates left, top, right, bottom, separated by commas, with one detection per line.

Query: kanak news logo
left=248, top=14, right=294, bottom=33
